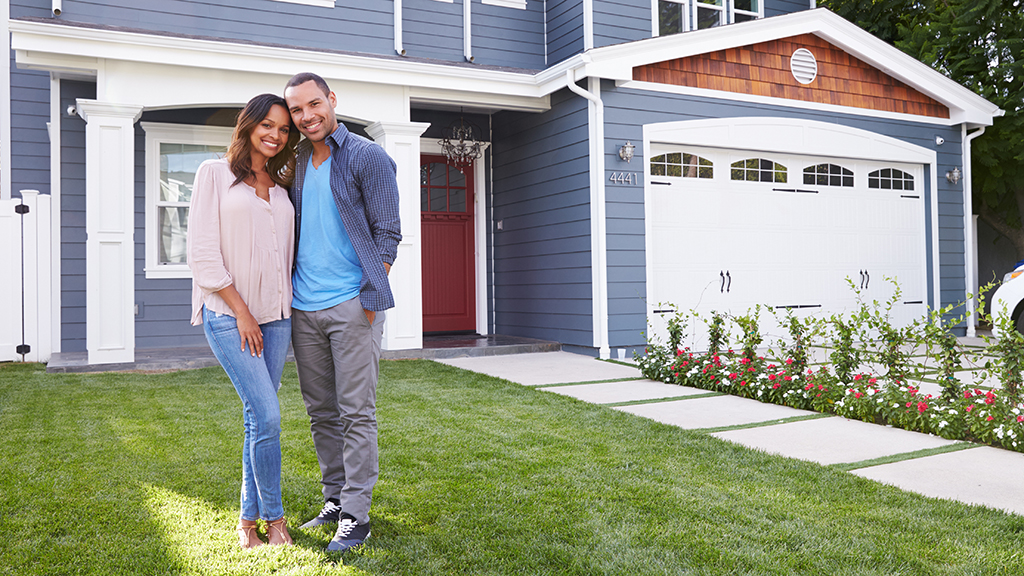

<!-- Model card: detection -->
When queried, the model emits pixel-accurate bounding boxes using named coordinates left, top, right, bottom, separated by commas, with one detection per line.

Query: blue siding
left=593, top=0, right=650, bottom=49
left=765, top=0, right=813, bottom=17
left=491, top=87, right=593, bottom=347
left=473, top=1, right=546, bottom=69
left=59, top=80, right=94, bottom=353
left=546, top=0, right=583, bottom=65
left=602, top=82, right=967, bottom=343
left=404, top=0, right=463, bottom=61
left=9, top=61, right=50, bottom=198
left=12, top=0, right=395, bottom=62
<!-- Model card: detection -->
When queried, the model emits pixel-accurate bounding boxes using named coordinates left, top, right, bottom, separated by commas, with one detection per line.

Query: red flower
left=855, top=392, right=863, bottom=399
left=768, top=374, right=776, bottom=381
left=729, top=373, right=738, bottom=379
left=964, top=390, right=972, bottom=399
left=676, top=349, right=683, bottom=356
left=854, top=375, right=862, bottom=381
left=987, top=416, right=994, bottom=421
left=1017, top=415, right=1023, bottom=423
left=985, top=390, right=996, bottom=405
left=682, top=361, right=689, bottom=366
left=906, top=401, right=912, bottom=408
left=967, top=404, right=974, bottom=412
left=748, top=367, right=756, bottom=373
left=786, top=358, right=794, bottom=365
left=740, top=381, right=747, bottom=386
left=917, top=402, right=927, bottom=414
left=772, top=383, right=781, bottom=389
left=784, top=376, right=793, bottom=382
left=868, top=378, right=877, bottom=384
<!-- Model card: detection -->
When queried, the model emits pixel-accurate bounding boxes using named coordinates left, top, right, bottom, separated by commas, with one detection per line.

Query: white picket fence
left=0, top=191, right=52, bottom=363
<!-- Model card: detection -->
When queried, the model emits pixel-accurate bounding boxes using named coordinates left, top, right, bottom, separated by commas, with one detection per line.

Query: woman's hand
left=236, top=310, right=264, bottom=357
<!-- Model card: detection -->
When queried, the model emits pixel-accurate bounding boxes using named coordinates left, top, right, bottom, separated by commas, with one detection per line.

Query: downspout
left=964, top=125, right=985, bottom=337
left=394, top=0, right=406, bottom=56
left=52, top=0, right=62, bottom=16
left=464, top=0, right=473, bottom=62
left=565, top=69, right=610, bottom=359
left=583, top=0, right=593, bottom=51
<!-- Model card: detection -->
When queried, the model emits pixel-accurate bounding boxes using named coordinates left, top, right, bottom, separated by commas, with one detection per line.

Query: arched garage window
left=731, top=158, right=787, bottom=183
left=868, top=168, right=915, bottom=191
left=803, top=163, right=854, bottom=187
left=651, top=152, right=714, bottom=178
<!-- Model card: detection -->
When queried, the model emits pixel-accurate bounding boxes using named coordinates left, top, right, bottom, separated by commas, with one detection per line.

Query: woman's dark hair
left=226, top=93, right=300, bottom=188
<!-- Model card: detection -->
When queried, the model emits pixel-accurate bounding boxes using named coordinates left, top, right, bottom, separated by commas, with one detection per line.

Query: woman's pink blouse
left=187, top=158, right=295, bottom=326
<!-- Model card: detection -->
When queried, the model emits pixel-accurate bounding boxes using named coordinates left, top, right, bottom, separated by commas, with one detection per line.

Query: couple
left=186, top=72, right=400, bottom=552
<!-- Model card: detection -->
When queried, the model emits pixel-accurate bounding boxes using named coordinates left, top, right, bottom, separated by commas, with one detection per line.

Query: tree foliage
left=822, top=0, right=1024, bottom=257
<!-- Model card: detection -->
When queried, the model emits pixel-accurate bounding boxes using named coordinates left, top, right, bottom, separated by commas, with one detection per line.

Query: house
left=0, top=0, right=1002, bottom=366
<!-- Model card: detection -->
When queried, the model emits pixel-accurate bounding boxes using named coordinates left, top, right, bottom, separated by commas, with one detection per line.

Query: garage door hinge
left=16, top=344, right=30, bottom=354
left=14, top=204, right=29, bottom=214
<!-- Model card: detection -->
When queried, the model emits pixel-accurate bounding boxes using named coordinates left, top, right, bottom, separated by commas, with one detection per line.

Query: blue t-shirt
left=292, top=155, right=363, bottom=311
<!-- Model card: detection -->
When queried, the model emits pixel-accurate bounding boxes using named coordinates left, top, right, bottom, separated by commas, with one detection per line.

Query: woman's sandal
left=237, top=521, right=265, bottom=549
left=266, top=517, right=293, bottom=546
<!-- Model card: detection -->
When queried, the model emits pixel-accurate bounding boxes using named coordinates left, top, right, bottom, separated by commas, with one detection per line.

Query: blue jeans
left=203, top=306, right=291, bottom=521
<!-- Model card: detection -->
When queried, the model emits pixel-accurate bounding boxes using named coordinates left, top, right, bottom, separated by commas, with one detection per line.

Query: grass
left=3, top=360, right=1024, bottom=575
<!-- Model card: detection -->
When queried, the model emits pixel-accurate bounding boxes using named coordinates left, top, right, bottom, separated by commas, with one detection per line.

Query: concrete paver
left=616, top=395, right=813, bottom=430
left=437, top=351, right=641, bottom=386
left=713, top=417, right=958, bottom=465
left=852, top=446, right=1024, bottom=515
left=539, top=381, right=705, bottom=404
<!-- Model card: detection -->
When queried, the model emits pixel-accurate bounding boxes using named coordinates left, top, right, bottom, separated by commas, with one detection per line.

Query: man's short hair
left=285, top=72, right=331, bottom=98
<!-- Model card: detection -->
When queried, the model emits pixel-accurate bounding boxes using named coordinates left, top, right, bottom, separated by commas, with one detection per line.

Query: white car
left=991, top=260, right=1024, bottom=336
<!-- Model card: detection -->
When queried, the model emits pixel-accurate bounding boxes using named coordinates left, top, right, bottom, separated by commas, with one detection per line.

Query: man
left=283, top=72, right=401, bottom=553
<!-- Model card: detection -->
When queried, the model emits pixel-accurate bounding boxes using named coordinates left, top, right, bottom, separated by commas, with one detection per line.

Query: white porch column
left=76, top=100, right=143, bottom=365
left=366, top=120, right=430, bottom=351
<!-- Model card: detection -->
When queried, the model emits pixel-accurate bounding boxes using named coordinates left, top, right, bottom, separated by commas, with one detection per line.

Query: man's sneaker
left=326, top=513, right=370, bottom=552
left=299, top=499, right=341, bottom=529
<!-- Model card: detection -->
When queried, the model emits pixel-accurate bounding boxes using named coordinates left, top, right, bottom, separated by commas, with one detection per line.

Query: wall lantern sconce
left=439, top=114, right=483, bottom=172
left=618, top=141, right=636, bottom=163
left=946, top=167, right=962, bottom=185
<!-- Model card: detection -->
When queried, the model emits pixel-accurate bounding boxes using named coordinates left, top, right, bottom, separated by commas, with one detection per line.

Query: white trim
left=140, top=122, right=233, bottom=280
left=271, top=0, right=335, bottom=7
left=583, top=0, right=594, bottom=51
left=642, top=116, right=942, bottom=313
left=1, top=0, right=11, bottom=199
left=619, top=80, right=958, bottom=127
left=728, top=0, right=763, bottom=23
left=566, top=71, right=610, bottom=359
left=49, top=74, right=62, bottom=354
left=482, top=0, right=527, bottom=9
left=420, top=138, right=492, bottom=336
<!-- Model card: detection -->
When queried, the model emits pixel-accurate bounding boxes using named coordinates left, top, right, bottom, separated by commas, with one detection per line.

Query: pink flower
left=786, top=358, right=794, bottom=365
left=985, top=390, right=996, bottom=405
left=917, top=402, right=928, bottom=414
left=987, top=416, right=994, bottom=422
left=906, top=401, right=912, bottom=408
left=967, top=404, right=974, bottom=412
left=740, top=381, right=747, bottom=386
left=772, top=383, right=781, bottom=389
left=855, top=392, right=863, bottom=399
left=854, top=375, right=862, bottom=381
left=784, top=376, right=792, bottom=381
left=682, top=361, right=689, bottom=366
left=768, top=374, right=776, bottom=381
left=964, top=390, right=972, bottom=399
left=868, top=378, right=877, bottom=384
left=1017, top=415, right=1023, bottom=423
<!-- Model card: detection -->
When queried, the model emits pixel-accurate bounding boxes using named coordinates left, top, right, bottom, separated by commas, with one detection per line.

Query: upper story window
left=868, top=168, right=915, bottom=191
left=141, top=123, right=232, bottom=279
left=651, top=152, right=714, bottom=178
left=803, top=163, right=854, bottom=187
left=659, top=0, right=748, bottom=36
left=731, top=158, right=787, bottom=183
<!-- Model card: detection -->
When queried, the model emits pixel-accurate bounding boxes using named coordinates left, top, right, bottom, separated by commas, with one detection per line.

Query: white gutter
left=565, top=69, right=610, bottom=359
left=964, top=124, right=985, bottom=337
left=394, top=0, right=405, bottom=56
left=49, top=74, right=61, bottom=353
left=464, top=0, right=473, bottom=62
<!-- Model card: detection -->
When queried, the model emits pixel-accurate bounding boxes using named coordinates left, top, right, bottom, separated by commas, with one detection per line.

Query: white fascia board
left=9, top=20, right=551, bottom=102
left=583, top=8, right=1002, bottom=126
left=409, top=87, right=550, bottom=113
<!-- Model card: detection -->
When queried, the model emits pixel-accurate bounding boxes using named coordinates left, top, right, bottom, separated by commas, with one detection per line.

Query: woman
left=187, top=93, right=301, bottom=549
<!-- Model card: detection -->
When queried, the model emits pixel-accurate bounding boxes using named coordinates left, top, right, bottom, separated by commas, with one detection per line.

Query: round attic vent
left=790, top=48, right=818, bottom=84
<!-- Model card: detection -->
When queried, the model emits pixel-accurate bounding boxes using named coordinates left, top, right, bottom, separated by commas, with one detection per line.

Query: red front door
left=421, top=156, right=476, bottom=333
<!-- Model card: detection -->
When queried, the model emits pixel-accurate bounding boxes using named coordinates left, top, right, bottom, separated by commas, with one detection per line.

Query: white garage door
left=647, top=144, right=927, bottom=349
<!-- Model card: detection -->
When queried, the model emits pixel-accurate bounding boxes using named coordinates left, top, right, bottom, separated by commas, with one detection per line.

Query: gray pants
left=292, top=297, right=385, bottom=524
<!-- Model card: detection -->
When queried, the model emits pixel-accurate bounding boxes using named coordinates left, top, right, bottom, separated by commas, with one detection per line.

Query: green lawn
left=2, top=360, right=1024, bottom=575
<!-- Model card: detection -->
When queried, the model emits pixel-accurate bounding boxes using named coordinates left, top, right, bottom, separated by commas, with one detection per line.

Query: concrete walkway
left=437, top=351, right=1024, bottom=516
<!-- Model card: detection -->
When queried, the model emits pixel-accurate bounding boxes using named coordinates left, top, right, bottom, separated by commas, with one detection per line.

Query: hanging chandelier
left=439, top=115, right=483, bottom=171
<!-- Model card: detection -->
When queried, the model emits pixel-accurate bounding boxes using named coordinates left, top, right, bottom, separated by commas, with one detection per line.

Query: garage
left=646, top=142, right=928, bottom=348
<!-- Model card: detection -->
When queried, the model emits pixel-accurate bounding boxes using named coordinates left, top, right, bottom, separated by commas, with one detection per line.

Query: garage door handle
left=726, top=271, right=731, bottom=293
left=865, top=270, right=870, bottom=289
left=720, top=271, right=725, bottom=293
left=859, top=270, right=865, bottom=289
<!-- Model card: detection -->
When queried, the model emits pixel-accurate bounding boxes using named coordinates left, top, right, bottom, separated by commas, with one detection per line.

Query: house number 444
left=608, top=172, right=639, bottom=185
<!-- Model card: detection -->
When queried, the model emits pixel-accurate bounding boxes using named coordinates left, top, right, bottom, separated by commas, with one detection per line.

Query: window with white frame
left=141, top=123, right=232, bottom=279
left=730, top=0, right=762, bottom=23
left=657, top=0, right=755, bottom=36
